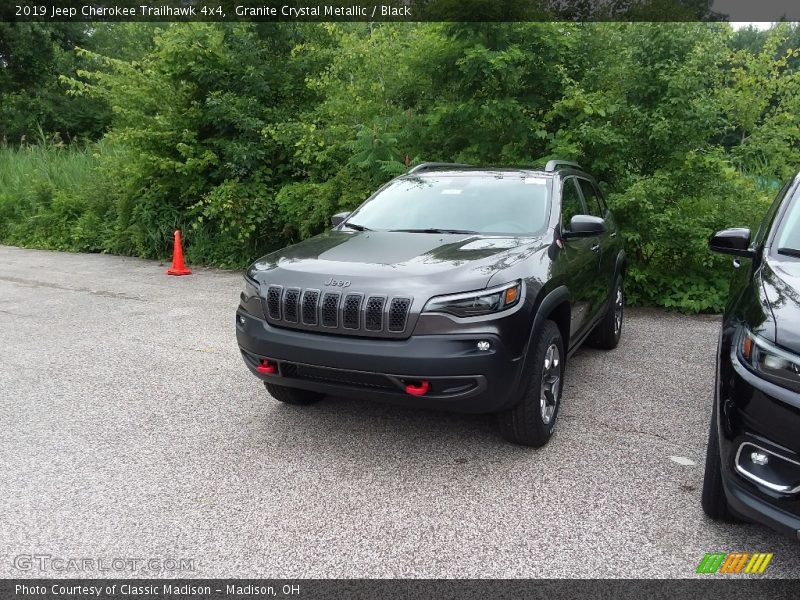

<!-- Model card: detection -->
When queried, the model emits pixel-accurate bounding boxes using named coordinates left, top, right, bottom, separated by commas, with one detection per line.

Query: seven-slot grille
left=284, top=288, right=300, bottom=322
left=262, top=286, right=412, bottom=336
left=342, top=294, right=363, bottom=329
left=321, top=292, right=340, bottom=327
left=365, top=296, right=386, bottom=331
left=388, top=298, right=412, bottom=332
left=301, top=290, right=320, bottom=325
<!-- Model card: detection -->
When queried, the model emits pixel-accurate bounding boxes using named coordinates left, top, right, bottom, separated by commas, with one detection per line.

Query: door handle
left=591, top=244, right=600, bottom=253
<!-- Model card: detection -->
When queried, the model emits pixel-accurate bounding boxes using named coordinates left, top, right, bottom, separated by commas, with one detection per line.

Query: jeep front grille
left=365, top=296, right=386, bottom=331
left=262, top=287, right=413, bottom=337
left=321, top=292, right=340, bottom=327
left=388, top=298, right=411, bottom=332
left=301, top=290, right=320, bottom=325
left=284, top=288, right=300, bottom=323
left=342, top=293, right=363, bottom=329
left=266, top=285, right=282, bottom=320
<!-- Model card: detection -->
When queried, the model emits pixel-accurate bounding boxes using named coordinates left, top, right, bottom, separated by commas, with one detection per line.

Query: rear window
left=347, top=174, right=551, bottom=235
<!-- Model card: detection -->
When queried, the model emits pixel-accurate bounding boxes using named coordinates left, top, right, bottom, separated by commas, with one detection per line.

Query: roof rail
left=407, top=162, right=471, bottom=174
left=544, top=159, right=581, bottom=172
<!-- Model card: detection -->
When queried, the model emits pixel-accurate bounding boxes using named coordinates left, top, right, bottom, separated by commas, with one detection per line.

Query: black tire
left=701, top=409, right=734, bottom=521
left=590, top=276, right=624, bottom=350
left=497, top=320, right=564, bottom=447
left=264, top=382, right=324, bottom=406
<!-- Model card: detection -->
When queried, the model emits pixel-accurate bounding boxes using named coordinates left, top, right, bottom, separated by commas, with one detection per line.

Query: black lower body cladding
left=235, top=308, right=525, bottom=414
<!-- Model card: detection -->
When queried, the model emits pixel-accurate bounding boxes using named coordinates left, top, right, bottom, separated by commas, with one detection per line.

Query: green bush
left=1, top=22, right=798, bottom=312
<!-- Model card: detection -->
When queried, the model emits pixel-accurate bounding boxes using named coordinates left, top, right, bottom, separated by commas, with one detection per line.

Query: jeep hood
left=249, top=230, right=547, bottom=295
left=761, top=257, right=800, bottom=354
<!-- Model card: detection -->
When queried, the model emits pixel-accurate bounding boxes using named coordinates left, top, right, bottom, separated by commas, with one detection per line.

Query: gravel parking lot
left=1, top=245, right=798, bottom=579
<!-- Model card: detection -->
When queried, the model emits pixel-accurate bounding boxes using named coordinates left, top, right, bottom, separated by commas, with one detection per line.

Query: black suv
left=703, top=176, right=800, bottom=539
left=236, top=161, right=626, bottom=446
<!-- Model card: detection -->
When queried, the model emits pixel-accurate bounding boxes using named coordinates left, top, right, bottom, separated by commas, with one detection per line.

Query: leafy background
left=1, top=22, right=799, bottom=311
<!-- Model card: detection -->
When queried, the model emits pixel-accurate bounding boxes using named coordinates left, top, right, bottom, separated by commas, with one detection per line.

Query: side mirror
left=331, top=211, right=350, bottom=228
left=564, top=215, right=606, bottom=238
left=708, top=228, right=754, bottom=257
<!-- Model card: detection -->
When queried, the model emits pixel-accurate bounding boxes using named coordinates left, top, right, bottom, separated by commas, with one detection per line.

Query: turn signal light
left=504, top=285, right=520, bottom=305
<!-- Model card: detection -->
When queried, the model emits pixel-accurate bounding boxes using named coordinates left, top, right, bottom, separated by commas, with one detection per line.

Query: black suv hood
left=761, top=257, right=800, bottom=354
left=249, top=230, right=548, bottom=295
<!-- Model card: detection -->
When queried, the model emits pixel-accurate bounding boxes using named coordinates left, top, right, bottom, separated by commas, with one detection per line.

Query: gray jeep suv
left=236, top=161, right=626, bottom=446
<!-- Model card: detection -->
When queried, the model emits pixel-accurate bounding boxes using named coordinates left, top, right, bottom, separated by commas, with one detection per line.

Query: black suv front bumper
left=717, top=342, right=800, bottom=540
left=235, top=308, right=525, bottom=414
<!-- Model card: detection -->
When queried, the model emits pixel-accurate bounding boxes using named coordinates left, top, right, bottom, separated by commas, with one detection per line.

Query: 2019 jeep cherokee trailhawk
left=236, top=161, right=626, bottom=446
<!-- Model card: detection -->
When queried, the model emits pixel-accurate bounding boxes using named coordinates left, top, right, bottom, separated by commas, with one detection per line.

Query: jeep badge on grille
left=324, top=278, right=351, bottom=287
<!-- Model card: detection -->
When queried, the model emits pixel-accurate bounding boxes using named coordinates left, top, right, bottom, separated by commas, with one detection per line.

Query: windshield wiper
left=777, top=247, right=800, bottom=258
left=390, top=228, right=479, bottom=235
left=343, top=222, right=370, bottom=231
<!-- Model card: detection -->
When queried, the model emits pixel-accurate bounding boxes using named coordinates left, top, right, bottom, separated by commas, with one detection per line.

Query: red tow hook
left=256, top=359, right=277, bottom=374
left=405, top=380, right=430, bottom=396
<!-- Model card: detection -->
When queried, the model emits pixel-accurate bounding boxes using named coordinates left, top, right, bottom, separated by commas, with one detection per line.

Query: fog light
left=477, top=341, right=491, bottom=351
left=735, top=442, right=800, bottom=494
left=237, top=315, right=246, bottom=325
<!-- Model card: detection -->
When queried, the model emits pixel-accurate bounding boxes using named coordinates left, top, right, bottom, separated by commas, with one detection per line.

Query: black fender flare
left=507, top=285, right=571, bottom=404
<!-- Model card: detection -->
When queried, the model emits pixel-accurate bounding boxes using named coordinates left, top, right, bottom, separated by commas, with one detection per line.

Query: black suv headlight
left=739, top=328, right=800, bottom=393
left=423, top=280, right=522, bottom=317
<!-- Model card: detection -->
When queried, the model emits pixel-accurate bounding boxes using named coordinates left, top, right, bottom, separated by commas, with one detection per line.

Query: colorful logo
left=696, top=552, right=773, bottom=575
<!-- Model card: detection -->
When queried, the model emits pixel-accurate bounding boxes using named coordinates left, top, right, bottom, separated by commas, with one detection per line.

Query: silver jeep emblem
left=324, top=278, right=351, bottom=287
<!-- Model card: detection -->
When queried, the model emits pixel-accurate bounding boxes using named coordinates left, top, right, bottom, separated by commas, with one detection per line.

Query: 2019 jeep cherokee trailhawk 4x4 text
left=236, top=161, right=626, bottom=446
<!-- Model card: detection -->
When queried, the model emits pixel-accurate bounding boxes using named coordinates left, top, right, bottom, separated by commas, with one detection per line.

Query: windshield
left=776, top=193, right=800, bottom=256
left=346, top=174, right=551, bottom=236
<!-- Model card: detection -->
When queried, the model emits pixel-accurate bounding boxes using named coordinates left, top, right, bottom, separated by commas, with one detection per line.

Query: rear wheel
left=590, top=276, right=624, bottom=350
left=265, top=382, right=324, bottom=406
left=497, top=320, right=564, bottom=447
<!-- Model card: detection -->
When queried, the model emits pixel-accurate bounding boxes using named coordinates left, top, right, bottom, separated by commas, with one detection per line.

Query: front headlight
left=423, top=280, right=522, bottom=318
left=739, top=329, right=800, bottom=393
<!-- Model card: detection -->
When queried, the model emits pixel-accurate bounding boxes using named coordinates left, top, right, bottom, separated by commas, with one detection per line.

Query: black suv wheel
left=498, top=320, right=564, bottom=447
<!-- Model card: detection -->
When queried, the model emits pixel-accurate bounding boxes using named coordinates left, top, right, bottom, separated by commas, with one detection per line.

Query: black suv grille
left=262, top=287, right=413, bottom=337
left=266, top=286, right=282, bottom=320
left=342, top=294, right=363, bottom=329
left=284, top=288, right=300, bottom=323
left=301, top=290, right=320, bottom=325
left=388, top=298, right=411, bottom=332
left=365, top=296, right=386, bottom=331
left=321, top=292, right=340, bottom=327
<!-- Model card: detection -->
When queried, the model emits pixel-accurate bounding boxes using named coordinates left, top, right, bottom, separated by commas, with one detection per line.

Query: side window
left=754, top=180, right=791, bottom=247
left=578, top=179, right=604, bottom=218
left=561, top=178, right=585, bottom=231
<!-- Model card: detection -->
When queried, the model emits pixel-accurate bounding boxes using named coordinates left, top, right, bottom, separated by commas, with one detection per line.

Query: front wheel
left=497, top=320, right=564, bottom=447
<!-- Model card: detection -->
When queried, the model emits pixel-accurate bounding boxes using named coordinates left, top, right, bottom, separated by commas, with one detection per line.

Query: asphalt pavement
left=1, top=245, right=798, bottom=578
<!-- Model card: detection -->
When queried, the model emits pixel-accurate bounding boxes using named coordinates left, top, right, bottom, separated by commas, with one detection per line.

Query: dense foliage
left=1, top=22, right=798, bottom=311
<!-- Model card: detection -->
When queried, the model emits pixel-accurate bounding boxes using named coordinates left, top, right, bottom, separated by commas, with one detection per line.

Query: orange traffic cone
left=166, top=230, right=192, bottom=276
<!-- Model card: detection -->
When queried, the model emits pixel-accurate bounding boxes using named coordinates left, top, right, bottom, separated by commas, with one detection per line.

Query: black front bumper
left=717, top=343, right=800, bottom=540
left=235, top=308, right=525, bottom=414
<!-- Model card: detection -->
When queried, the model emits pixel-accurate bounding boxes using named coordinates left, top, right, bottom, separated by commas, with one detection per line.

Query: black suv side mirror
left=331, top=212, right=350, bottom=227
left=708, top=228, right=754, bottom=257
left=564, top=215, right=606, bottom=238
